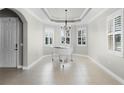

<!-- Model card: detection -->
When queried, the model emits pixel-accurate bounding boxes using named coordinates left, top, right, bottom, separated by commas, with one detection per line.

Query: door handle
left=14, top=44, right=18, bottom=51
left=14, top=48, right=18, bottom=51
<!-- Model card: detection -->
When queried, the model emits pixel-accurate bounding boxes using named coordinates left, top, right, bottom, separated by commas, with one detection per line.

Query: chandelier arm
left=61, top=9, right=71, bottom=31
left=65, top=9, right=67, bottom=26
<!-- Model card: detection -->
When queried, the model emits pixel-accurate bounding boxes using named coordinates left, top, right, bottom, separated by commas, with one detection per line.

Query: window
left=107, top=9, right=123, bottom=56
left=61, top=28, right=71, bottom=45
left=77, top=26, right=87, bottom=46
left=108, top=35, right=113, bottom=50
left=115, top=34, right=121, bottom=51
left=44, top=28, right=54, bottom=46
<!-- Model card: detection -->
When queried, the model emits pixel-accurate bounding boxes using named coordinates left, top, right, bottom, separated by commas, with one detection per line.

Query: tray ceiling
left=43, top=8, right=90, bottom=22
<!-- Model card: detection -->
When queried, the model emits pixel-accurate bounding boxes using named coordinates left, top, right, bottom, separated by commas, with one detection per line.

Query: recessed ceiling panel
left=45, top=8, right=86, bottom=20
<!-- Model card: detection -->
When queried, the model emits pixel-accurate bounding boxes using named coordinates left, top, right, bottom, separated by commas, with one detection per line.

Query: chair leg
left=52, top=54, right=54, bottom=62
left=62, top=64, right=64, bottom=68
left=71, top=54, right=73, bottom=62
left=59, top=56, right=65, bottom=69
left=52, top=58, right=54, bottom=62
left=51, top=52, right=54, bottom=62
left=59, top=56, right=61, bottom=62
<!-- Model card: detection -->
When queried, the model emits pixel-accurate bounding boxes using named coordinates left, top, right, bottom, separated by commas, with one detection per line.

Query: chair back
left=54, top=47, right=73, bottom=56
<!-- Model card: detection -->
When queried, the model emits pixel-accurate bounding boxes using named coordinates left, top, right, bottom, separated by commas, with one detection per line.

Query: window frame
left=44, top=28, right=54, bottom=47
left=60, top=27, right=71, bottom=46
left=107, top=9, right=124, bottom=57
left=77, top=26, right=87, bottom=46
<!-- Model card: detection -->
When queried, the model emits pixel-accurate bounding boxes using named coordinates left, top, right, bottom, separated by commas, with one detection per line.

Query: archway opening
left=0, top=8, right=27, bottom=68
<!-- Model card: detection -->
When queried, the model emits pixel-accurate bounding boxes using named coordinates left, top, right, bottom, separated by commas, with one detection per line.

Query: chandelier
left=61, top=9, right=71, bottom=31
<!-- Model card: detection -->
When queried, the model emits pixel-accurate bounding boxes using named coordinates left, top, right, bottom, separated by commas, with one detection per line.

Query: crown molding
left=88, top=8, right=108, bottom=23
left=83, top=8, right=109, bottom=24
left=80, top=8, right=92, bottom=21
left=42, top=8, right=91, bottom=23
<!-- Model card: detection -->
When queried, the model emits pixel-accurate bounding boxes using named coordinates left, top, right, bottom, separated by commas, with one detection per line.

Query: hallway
left=0, top=56, right=120, bottom=85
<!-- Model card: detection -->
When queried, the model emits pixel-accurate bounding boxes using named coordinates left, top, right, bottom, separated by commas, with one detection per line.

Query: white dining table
left=51, top=46, right=73, bottom=68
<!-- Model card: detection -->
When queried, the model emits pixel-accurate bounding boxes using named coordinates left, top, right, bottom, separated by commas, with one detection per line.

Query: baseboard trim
left=72, top=54, right=88, bottom=58
left=22, top=66, right=28, bottom=70
left=88, top=56, right=124, bottom=85
left=22, top=53, right=124, bottom=84
left=23, top=55, right=51, bottom=70
left=17, top=65, right=22, bottom=69
left=73, top=54, right=124, bottom=84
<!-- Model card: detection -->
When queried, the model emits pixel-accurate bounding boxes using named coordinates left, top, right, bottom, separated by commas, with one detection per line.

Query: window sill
left=108, top=50, right=123, bottom=57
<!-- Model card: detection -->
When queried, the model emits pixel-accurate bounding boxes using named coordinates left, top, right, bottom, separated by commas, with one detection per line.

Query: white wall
left=14, top=8, right=87, bottom=67
left=15, top=8, right=44, bottom=67
left=43, top=24, right=88, bottom=55
left=42, top=24, right=56, bottom=55
left=72, top=25, right=88, bottom=55
left=27, top=15, right=44, bottom=66
left=88, top=8, right=124, bottom=79
left=15, top=8, right=124, bottom=80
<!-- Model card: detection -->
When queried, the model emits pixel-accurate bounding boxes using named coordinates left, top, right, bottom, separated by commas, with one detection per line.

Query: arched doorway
left=0, top=8, right=27, bottom=69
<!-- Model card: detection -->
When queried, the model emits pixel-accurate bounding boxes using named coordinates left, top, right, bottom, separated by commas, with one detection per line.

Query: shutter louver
left=114, top=16, right=121, bottom=32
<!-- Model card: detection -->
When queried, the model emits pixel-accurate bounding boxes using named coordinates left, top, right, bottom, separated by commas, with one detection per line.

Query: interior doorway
left=0, top=8, right=23, bottom=68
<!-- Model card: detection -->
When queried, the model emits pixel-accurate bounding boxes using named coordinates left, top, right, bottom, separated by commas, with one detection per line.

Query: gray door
left=0, top=17, right=18, bottom=68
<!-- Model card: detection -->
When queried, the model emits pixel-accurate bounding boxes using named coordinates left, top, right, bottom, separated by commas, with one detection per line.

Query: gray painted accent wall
left=88, top=8, right=124, bottom=79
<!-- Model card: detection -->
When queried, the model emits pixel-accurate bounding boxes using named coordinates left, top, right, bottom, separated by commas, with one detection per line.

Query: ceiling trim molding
left=42, top=8, right=91, bottom=23
left=80, top=8, right=92, bottom=20
left=86, top=8, right=109, bottom=24
left=25, top=9, right=45, bottom=23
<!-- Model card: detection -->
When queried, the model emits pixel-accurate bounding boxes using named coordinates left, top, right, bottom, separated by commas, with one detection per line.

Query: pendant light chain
left=61, top=9, right=71, bottom=30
